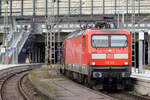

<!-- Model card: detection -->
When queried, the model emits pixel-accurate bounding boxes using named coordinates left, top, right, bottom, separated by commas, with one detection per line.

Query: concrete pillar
left=138, top=31, right=144, bottom=73
left=148, top=36, right=150, bottom=64
left=139, top=40, right=143, bottom=73
left=32, top=49, right=35, bottom=63
left=35, top=45, right=38, bottom=63
left=15, top=48, right=18, bottom=64
left=38, top=47, right=41, bottom=63
left=31, top=44, right=35, bottom=63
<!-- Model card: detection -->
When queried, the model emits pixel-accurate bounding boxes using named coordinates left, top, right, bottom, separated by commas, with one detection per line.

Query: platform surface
left=131, top=67, right=150, bottom=80
left=0, top=63, right=42, bottom=70
left=29, top=65, right=115, bottom=100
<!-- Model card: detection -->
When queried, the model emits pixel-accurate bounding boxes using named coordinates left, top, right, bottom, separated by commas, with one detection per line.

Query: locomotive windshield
left=92, top=35, right=109, bottom=47
left=92, top=35, right=127, bottom=47
left=111, top=35, right=127, bottom=47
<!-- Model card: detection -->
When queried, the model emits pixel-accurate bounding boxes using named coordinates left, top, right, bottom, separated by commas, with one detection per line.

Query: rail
left=0, top=64, right=42, bottom=100
left=104, top=91, right=150, bottom=100
left=18, top=73, right=32, bottom=100
left=0, top=69, right=31, bottom=100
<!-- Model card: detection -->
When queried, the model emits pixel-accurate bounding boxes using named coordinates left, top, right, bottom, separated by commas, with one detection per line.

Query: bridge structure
left=0, top=0, right=150, bottom=24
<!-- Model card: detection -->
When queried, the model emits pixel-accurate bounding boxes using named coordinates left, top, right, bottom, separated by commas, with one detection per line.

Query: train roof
left=86, top=28, right=130, bottom=34
left=66, top=28, right=130, bottom=40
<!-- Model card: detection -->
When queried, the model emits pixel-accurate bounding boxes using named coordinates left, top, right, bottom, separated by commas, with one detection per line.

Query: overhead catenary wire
left=45, top=0, right=86, bottom=65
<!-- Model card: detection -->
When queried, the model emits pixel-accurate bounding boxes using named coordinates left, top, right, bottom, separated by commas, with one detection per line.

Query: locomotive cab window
left=110, top=35, right=127, bottom=47
left=92, top=35, right=109, bottom=47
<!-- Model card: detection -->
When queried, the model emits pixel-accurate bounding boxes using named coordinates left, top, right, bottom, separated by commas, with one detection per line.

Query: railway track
left=0, top=66, right=40, bottom=100
left=102, top=91, right=150, bottom=100
left=65, top=72, right=150, bottom=100
left=0, top=69, right=31, bottom=100
left=18, top=72, right=32, bottom=100
left=1, top=65, right=149, bottom=100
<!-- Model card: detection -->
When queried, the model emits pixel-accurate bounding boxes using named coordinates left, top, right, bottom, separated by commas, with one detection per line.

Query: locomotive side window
left=110, top=35, right=127, bottom=47
left=92, top=35, right=109, bottom=47
left=83, top=36, right=85, bottom=48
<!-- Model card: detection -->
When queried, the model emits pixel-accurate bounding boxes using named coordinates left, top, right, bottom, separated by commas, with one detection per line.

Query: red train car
left=62, top=28, right=132, bottom=89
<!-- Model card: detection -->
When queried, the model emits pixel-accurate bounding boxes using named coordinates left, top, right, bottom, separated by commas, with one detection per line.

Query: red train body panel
left=64, top=29, right=131, bottom=66
left=62, top=29, right=132, bottom=89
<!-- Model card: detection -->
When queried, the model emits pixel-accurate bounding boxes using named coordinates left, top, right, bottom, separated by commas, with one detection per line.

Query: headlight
left=122, top=72, right=126, bottom=77
left=92, top=62, right=96, bottom=65
left=124, top=62, right=128, bottom=65
left=108, top=49, right=112, bottom=53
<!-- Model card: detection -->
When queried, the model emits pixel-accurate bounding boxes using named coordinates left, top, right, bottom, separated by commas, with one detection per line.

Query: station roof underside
left=0, top=0, right=150, bottom=26
left=0, top=0, right=150, bottom=16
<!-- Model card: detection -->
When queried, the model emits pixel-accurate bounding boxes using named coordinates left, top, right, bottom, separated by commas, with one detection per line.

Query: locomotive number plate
left=106, top=54, right=114, bottom=59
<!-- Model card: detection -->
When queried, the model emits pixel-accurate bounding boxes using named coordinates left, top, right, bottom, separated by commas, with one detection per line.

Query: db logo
left=105, top=61, right=115, bottom=64
left=106, top=54, right=114, bottom=59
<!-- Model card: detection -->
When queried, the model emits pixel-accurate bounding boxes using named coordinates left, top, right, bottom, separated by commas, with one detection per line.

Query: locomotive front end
left=89, top=30, right=131, bottom=83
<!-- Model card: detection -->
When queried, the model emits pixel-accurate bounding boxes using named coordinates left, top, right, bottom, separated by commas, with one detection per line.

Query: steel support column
left=68, top=0, right=70, bottom=15
left=127, top=0, right=128, bottom=14
left=0, top=1, right=1, bottom=16
left=10, top=0, right=14, bottom=27
left=21, top=0, right=24, bottom=16
left=103, top=0, right=105, bottom=14
left=45, top=0, right=48, bottom=17
left=138, top=0, right=140, bottom=14
left=80, top=0, right=82, bottom=15
left=57, top=0, right=59, bottom=16
left=115, top=0, right=116, bottom=14
left=10, top=0, right=12, bottom=16
left=3, top=3, right=9, bottom=64
left=91, top=0, right=93, bottom=15
left=148, top=38, right=150, bottom=65
left=33, top=0, right=36, bottom=16
left=9, top=0, right=14, bottom=63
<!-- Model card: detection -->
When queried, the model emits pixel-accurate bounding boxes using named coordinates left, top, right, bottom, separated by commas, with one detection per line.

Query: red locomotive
left=61, top=28, right=132, bottom=89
